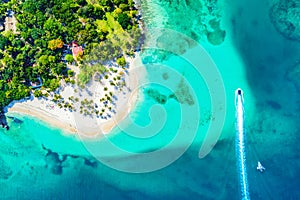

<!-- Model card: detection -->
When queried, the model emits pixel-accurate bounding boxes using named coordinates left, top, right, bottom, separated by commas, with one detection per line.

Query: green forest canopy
left=0, top=0, right=141, bottom=108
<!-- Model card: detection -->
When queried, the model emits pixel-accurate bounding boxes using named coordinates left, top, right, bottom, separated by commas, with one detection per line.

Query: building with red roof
left=71, top=41, right=83, bottom=60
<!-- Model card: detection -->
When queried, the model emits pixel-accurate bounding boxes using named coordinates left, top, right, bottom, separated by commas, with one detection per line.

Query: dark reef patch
left=7, top=116, right=23, bottom=124
left=84, top=158, right=98, bottom=168
left=162, top=73, right=169, bottom=80
left=206, top=19, right=226, bottom=45
left=172, top=78, right=194, bottom=105
left=266, top=100, right=282, bottom=110
left=270, top=0, right=300, bottom=42
left=0, top=156, right=13, bottom=179
left=43, top=146, right=63, bottom=175
left=145, top=88, right=168, bottom=104
left=0, top=110, right=9, bottom=130
left=42, top=145, right=98, bottom=175
left=145, top=78, right=194, bottom=105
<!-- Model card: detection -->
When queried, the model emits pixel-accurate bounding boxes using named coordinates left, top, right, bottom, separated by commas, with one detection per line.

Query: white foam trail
left=235, top=88, right=250, bottom=200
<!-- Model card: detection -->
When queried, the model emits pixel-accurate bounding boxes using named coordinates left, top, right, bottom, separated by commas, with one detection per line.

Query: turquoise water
left=1, top=0, right=300, bottom=199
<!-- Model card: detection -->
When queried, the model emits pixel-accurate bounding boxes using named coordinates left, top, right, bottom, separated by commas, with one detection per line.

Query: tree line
left=0, top=0, right=141, bottom=108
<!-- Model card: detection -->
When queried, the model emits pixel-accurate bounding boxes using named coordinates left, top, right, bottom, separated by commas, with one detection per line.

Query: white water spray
left=235, top=88, right=250, bottom=200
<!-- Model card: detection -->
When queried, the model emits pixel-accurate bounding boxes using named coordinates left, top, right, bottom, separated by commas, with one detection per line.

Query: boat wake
left=235, top=88, right=250, bottom=200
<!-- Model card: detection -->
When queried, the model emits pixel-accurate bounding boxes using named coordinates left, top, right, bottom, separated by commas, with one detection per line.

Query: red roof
left=72, top=41, right=83, bottom=59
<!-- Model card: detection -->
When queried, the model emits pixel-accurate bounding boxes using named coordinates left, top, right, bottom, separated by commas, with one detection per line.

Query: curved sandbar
left=7, top=56, right=145, bottom=138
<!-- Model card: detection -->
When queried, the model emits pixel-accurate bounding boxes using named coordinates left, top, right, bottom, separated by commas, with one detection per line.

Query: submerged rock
left=171, top=78, right=194, bottom=105
left=162, top=73, right=169, bottom=80
left=43, top=145, right=63, bottom=175
left=7, top=116, right=23, bottom=124
left=51, top=165, right=63, bottom=175
left=207, top=29, right=226, bottom=46
left=145, top=88, right=168, bottom=104
left=84, top=158, right=98, bottom=168
left=0, top=110, right=9, bottom=130
left=270, top=0, right=300, bottom=41
left=0, top=156, right=13, bottom=179
left=42, top=145, right=99, bottom=175
left=206, top=19, right=226, bottom=45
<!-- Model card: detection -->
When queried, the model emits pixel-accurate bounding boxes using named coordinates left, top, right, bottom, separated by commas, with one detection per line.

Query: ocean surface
left=1, top=0, right=300, bottom=199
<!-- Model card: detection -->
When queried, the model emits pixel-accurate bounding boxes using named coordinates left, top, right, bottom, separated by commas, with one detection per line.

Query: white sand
left=7, top=54, right=146, bottom=138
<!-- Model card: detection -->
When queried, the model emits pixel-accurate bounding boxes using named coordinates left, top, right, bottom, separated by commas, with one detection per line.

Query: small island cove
left=7, top=55, right=145, bottom=137
left=0, top=0, right=145, bottom=136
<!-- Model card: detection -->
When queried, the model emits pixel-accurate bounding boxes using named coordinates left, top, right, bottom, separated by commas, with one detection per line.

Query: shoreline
left=6, top=55, right=146, bottom=139
left=1, top=0, right=146, bottom=138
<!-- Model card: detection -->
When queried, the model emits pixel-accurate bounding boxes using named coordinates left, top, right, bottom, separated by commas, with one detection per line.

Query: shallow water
left=1, top=0, right=300, bottom=199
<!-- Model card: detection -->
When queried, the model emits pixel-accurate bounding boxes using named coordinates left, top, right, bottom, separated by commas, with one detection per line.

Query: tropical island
left=0, top=0, right=143, bottom=135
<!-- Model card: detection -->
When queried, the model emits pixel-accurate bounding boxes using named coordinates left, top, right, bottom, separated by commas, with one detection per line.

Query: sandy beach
left=7, top=54, right=146, bottom=138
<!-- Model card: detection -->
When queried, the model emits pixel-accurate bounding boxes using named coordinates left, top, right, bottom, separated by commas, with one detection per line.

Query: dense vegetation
left=0, top=0, right=141, bottom=108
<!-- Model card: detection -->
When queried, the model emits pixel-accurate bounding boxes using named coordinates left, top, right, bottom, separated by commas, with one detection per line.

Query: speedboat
left=235, top=88, right=244, bottom=107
